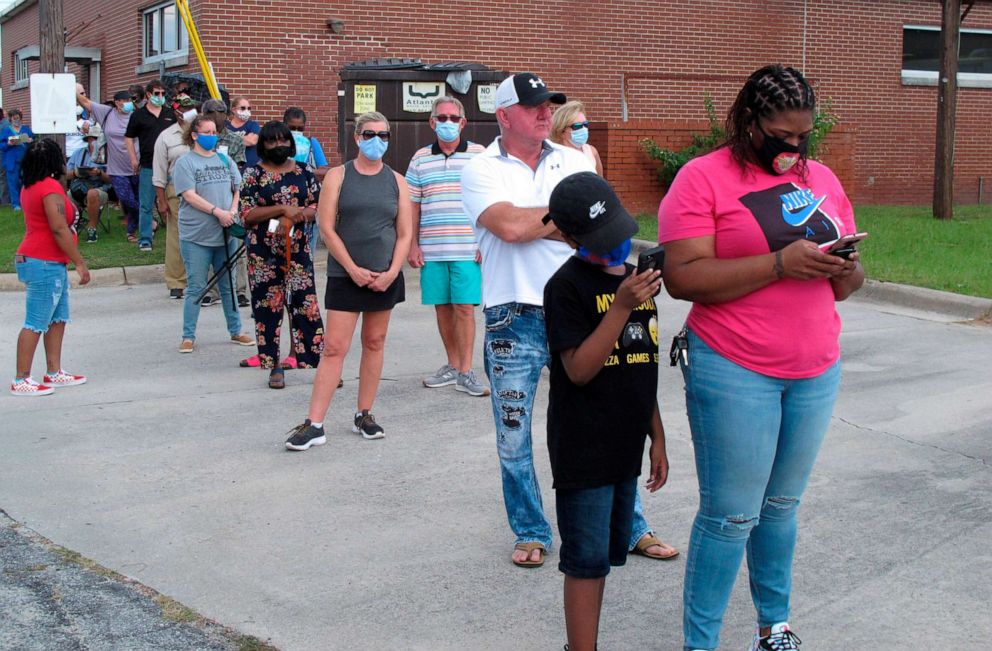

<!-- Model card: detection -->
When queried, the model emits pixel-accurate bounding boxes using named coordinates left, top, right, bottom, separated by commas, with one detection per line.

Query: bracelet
left=209, top=206, right=216, bottom=217
left=773, top=250, right=785, bottom=279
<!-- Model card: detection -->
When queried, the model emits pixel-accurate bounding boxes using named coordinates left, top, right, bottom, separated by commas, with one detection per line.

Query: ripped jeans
left=681, top=329, right=840, bottom=651
left=484, top=303, right=654, bottom=551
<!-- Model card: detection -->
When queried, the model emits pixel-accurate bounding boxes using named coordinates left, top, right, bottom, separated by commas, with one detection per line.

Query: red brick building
left=3, top=0, right=991, bottom=212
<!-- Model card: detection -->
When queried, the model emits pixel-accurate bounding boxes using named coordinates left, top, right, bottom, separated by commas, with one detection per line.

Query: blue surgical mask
left=576, top=238, right=632, bottom=267
left=292, top=131, right=311, bottom=163
left=570, top=126, right=589, bottom=147
left=122, top=102, right=134, bottom=114
left=149, top=95, right=166, bottom=107
left=434, top=120, right=460, bottom=143
left=358, top=136, right=388, bottom=161
left=195, top=134, right=219, bottom=151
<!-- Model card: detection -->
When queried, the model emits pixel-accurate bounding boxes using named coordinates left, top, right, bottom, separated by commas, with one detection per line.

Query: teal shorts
left=420, top=260, right=482, bottom=305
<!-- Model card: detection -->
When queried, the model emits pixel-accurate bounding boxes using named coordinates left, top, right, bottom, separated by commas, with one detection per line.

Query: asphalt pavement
left=1, top=261, right=990, bottom=650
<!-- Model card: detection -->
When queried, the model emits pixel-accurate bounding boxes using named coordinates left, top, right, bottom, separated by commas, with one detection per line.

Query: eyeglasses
left=151, top=91, right=166, bottom=97
left=237, top=106, right=251, bottom=111
left=129, top=96, right=139, bottom=102
left=569, top=121, right=590, bottom=131
left=360, top=130, right=390, bottom=141
left=432, top=114, right=462, bottom=123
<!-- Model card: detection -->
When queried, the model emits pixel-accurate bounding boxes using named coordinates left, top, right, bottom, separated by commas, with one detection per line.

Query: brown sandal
left=512, top=542, right=546, bottom=568
left=632, top=533, right=679, bottom=560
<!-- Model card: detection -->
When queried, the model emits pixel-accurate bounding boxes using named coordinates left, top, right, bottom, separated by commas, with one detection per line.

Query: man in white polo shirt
left=462, top=72, right=676, bottom=568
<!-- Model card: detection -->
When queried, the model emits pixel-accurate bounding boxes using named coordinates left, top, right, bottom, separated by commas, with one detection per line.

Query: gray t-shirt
left=172, top=150, right=242, bottom=246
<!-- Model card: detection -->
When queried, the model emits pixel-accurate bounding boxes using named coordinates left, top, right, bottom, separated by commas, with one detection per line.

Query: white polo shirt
left=461, top=137, right=594, bottom=308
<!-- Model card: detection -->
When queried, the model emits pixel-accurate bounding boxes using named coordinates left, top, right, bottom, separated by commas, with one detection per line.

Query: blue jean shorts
left=15, top=255, right=70, bottom=333
left=555, top=478, right=637, bottom=578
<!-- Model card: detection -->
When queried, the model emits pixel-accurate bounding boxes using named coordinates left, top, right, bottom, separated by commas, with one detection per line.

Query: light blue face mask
left=359, top=136, right=388, bottom=161
left=570, top=126, right=589, bottom=147
left=122, top=102, right=135, bottom=114
left=292, top=131, right=311, bottom=163
left=434, top=120, right=460, bottom=143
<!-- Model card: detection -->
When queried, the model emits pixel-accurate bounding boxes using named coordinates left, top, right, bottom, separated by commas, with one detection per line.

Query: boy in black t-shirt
left=542, top=172, right=669, bottom=651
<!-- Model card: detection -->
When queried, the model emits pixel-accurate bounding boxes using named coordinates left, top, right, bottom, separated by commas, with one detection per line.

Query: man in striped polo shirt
left=406, top=96, right=490, bottom=397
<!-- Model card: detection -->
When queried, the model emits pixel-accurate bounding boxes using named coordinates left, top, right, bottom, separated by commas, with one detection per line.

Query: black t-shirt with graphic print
left=544, top=257, right=659, bottom=490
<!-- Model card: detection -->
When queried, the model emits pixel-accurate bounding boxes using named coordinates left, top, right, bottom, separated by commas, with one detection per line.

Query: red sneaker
left=10, top=377, right=55, bottom=396
left=42, top=370, right=87, bottom=387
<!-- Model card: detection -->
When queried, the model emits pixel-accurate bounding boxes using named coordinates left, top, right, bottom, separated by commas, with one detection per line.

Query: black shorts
left=324, top=272, right=405, bottom=312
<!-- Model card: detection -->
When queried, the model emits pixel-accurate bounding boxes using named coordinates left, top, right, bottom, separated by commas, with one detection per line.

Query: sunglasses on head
left=360, top=130, right=390, bottom=141
left=433, top=114, right=462, bottom=123
left=569, top=121, right=590, bottom=131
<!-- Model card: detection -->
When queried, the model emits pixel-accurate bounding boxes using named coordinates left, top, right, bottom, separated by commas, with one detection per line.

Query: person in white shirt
left=461, top=73, right=677, bottom=569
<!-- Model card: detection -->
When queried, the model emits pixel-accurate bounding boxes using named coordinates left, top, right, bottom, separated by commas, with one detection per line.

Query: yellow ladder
left=175, top=0, right=221, bottom=99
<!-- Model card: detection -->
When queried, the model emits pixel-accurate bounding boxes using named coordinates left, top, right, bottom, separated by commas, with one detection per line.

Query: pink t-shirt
left=658, top=147, right=856, bottom=379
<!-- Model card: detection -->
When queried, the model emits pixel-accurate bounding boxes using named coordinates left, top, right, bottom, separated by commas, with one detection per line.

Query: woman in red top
left=11, top=139, right=91, bottom=397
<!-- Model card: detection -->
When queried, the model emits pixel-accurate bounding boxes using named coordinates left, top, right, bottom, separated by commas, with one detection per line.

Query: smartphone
left=820, top=232, right=868, bottom=260
left=637, top=245, right=665, bottom=275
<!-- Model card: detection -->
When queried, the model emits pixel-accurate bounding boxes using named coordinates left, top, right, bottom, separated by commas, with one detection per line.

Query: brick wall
left=3, top=0, right=990, bottom=207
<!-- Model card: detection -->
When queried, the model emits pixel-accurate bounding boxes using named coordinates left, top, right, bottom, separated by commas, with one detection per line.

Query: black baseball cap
left=543, top=172, right=638, bottom=254
left=495, top=73, right=566, bottom=109
left=113, top=90, right=131, bottom=101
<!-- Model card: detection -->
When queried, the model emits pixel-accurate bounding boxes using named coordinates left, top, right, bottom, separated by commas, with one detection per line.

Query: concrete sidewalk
left=1, top=268, right=990, bottom=650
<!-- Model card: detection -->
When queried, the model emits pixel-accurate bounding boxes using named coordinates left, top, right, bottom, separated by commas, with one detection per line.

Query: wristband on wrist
left=210, top=206, right=216, bottom=217
left=774, top=250, right=785, bottom=279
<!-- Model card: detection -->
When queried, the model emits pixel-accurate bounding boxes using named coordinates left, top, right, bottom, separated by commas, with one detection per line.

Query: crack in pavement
left=836, top=416, right=990, bottom=467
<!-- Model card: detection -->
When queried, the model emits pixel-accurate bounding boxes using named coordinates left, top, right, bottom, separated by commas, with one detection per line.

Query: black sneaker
left=238, top=293, right=250, bottom=308
left=169, top=288, right=183, bottom=300
left=200, top=295, right=218, bottom=307
left=352, top=410, right=384, bottom=440
left=285, top=420, right=326, bottom=451
left=86, top=228, right=98, bottom=243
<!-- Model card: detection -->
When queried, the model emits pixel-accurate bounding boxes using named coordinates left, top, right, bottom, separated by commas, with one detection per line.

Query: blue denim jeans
left=556, top=478, right=636, bottom=578
left=680, top=329, right=840, bottom=651
left=138, top=167, right=156, bottom=245
left=15, top=256, right=69, bottom=333
left=484, top=302, right=653, bottom=551
left=179, top=238, right=241, bottom=341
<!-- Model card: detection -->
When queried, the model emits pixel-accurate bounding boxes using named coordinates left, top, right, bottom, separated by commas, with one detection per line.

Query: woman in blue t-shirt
left=0, top=109, right=35, bottom=209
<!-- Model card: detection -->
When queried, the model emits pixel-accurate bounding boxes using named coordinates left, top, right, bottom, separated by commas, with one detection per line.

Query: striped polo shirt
left=406, top=139, right=486, bottom=262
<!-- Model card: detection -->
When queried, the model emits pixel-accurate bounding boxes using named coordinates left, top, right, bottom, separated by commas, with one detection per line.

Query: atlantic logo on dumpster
left=404, top=83, right=444, bottom=113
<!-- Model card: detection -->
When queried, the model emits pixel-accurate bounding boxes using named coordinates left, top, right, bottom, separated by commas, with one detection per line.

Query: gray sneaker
left=455, top=370, right=490, bottom=397
left=423, top=364, right=458, bottom=388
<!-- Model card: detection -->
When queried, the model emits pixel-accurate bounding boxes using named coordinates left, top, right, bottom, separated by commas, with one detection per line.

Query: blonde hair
left=431, top=96, right=464, bottom=117
left=355, top=111, right=389, bottom=134
left=551, top=100, right=587, bottom=145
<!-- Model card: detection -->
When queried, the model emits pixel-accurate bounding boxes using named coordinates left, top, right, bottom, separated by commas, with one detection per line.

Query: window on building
left=142, top=1, right=188, bottom=63
left=13, top=52, right=29, bottom=84
left=903, top=25, right=992, bottom=87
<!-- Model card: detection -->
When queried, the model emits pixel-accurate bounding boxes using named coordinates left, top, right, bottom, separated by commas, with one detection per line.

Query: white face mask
left=236, top=109, right=251, bottom=121
left=76, top=105, right=84, bottom=117
left=182, top=108, right=198, bottom=123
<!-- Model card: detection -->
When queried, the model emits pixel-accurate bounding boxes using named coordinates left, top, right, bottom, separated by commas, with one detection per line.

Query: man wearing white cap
left=461, top=73, right=675, bottom=568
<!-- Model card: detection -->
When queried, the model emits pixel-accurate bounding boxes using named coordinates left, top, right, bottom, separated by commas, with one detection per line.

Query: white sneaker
left=747, top=622, right=801, bottom=651
left=10, top=377, right=54, bottom=397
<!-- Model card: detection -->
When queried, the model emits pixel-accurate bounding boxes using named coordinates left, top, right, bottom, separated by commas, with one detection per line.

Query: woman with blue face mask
left=551, top=100, right=603, bottom=177
left=283, top=111, right=413, bottom=451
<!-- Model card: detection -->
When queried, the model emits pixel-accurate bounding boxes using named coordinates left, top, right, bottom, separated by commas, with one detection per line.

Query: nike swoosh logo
left=781, top=196, right=826, bottom=227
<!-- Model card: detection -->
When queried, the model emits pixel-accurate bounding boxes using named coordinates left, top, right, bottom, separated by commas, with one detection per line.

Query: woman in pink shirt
left=659, top=65, right=864, bottom=651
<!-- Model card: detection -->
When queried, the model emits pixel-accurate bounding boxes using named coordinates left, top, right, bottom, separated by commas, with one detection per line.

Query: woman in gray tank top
left=284, top=112, right=413, bottom=450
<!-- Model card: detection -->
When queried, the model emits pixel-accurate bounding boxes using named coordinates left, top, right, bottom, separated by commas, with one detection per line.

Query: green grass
left=0, top=205, right=164, bottom=273
left=637, top=204, right=992, bottom=299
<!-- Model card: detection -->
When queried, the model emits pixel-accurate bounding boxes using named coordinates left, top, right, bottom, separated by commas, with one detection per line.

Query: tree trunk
left=39, top=0, right=65, bottom=150
left=933, top=0, right=960, bottom=220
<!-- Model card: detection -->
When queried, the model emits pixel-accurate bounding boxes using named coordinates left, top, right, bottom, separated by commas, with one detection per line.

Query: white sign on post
left=477, top=84, right=498, bottom=114
left=403, top=82, right=445, bottom=113
left=30, top=73, right=78, bottom=134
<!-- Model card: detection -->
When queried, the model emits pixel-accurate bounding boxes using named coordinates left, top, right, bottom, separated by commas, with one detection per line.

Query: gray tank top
left=327, top=161, right=399, bottom=277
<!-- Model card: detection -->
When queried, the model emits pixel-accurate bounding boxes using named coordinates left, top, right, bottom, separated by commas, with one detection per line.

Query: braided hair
left=724, top=65, right=816, bottom=173
left=20, top=138, right=65, bottom=189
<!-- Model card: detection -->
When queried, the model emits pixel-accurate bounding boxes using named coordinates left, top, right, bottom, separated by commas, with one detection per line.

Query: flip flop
left=631, top=533, right=679, bottom=560
left=512, top=542, right=546, bottom=568
left=239, top=355, right=261, bottom=368
left=268, top=369, right=285, bottom=389
left=280, top=356, right=298, bottom=370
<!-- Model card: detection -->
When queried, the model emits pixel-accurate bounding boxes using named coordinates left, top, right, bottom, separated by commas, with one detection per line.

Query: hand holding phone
left=637, top=245, right=665, bottom=275
left=820, top=232, right=868, bottom=260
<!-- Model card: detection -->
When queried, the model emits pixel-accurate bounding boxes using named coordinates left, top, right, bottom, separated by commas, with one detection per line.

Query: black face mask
left=754, top=125, right=808, bottom=175
left=266, top=146, right=293, bottom=165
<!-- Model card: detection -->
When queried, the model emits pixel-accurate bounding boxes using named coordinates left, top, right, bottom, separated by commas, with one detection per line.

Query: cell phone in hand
left=820, top=232, right=868, bottom=260
left=637, top=245, right=665, bottom=275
